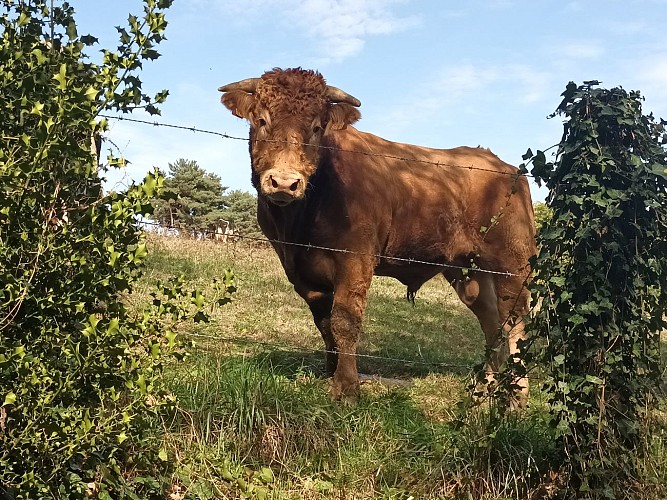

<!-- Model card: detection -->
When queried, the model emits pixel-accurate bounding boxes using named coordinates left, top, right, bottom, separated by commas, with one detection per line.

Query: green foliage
left=533, top=201, right=553, bottom=233
left=152, top=158, right=227, bottom=234
left=528, top=82, right=667, bottom=496
left=0, top=0, right=220, bottom=497
left=222, top=189, right=261, bottom=239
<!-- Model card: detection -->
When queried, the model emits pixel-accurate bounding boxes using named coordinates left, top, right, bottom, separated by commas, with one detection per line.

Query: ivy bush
left=528, top=82, right=667, bottom=497
left=0, top=1, right=223, bottom=497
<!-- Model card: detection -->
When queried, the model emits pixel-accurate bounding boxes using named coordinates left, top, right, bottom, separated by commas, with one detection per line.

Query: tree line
left=151, top=158, right=261, bottom=238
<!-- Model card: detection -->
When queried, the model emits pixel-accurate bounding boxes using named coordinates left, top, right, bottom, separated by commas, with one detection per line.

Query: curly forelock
left=256, top=67, right=327, bottom=117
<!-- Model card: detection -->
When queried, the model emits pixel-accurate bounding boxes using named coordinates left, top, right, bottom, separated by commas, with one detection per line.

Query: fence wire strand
left=3, top=112, right=542, bottom=381
left=138, top=219, right=525, bottom=279
left=141, top=230, right=540, bottom=379
left=99, top=114, right=546, bottom=179
left=185, top=331, right=477, bottom=373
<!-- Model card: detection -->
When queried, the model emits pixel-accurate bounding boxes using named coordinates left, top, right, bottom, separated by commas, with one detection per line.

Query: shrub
left=528, top=82, right=667, bottom=497
left=0, top=1, right=209, bottom=497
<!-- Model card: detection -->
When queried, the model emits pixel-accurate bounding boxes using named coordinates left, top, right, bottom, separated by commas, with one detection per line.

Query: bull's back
left=327, top=128, right=536, bottom=274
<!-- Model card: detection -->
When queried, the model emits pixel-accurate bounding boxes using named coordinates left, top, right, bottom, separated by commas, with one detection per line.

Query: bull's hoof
left=471, top=377, right=528, bottom=410
left=328, top=377, right=360, bottom=403
left=508, top=389, right=529, bottom=411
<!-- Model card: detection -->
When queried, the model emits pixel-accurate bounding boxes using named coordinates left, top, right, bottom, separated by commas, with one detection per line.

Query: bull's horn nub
left=325, top=85, right=361, bottom=107
left=218, top=77, right=261, bottom=93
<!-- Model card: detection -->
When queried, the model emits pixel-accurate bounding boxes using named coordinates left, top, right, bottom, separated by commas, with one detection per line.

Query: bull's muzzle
left=261, top=170, right=306, bottom=205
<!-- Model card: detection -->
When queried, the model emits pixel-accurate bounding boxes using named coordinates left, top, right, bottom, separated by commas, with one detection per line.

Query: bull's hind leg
left=450, top=272, right=528, bottom=408
left=494, top=275, right=530, bottom=407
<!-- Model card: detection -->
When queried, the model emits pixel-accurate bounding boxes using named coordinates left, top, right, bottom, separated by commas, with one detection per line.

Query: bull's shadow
left=249, top=281, right=487, bottom=381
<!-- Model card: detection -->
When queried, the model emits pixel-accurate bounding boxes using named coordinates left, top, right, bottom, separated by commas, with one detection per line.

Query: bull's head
left=219, top=68, right=361, bottom=206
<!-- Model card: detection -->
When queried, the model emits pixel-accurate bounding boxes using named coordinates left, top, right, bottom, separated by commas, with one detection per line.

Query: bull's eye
left=312, top=125, right=322, bottom=134
left=257, top=118, right=267, bottom=128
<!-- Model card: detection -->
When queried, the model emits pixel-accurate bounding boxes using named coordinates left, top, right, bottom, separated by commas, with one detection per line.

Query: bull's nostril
left=270, top=175, right=279, bottom=188
left=289, top=179, right=300, bottom=192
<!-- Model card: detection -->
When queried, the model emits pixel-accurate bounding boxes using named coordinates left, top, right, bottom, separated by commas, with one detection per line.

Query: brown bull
left=219, top=68, right=536, bottom=405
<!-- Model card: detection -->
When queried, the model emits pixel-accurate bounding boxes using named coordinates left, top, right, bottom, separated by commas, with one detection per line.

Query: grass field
left=137, top=235, right=666, bottom=499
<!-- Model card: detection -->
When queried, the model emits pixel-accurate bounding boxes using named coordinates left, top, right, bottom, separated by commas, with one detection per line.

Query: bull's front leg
left=295, top=287, right=337, bottom=376
left=329, top=261, right=373, bottom=401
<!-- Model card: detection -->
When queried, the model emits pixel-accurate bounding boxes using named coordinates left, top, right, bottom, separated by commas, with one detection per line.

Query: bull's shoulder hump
left=330, top=129, right=517, bottom=174
left=436, top=145, right=516, bottom=171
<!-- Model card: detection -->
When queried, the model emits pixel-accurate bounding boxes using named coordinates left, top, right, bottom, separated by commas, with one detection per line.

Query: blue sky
left=75, top=0, right=667, bottom=202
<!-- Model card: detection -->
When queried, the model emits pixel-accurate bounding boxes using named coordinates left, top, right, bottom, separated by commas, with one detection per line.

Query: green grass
left=135, top=235, right=666, bottom=499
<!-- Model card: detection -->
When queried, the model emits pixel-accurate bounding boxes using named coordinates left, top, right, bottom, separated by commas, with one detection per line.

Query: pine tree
left=223, top=189, right=261, bottom=238
left=153, top=159, right=227, bottom=234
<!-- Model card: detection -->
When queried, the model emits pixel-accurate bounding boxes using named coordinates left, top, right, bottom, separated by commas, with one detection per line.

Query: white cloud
left=433, top=64, right=499, bottom=97
left=383, top=63, right=552, bottom=135
left=638, top=58, right=667, bottom=87
left=292, top=0, right=421, bottom=63
left=602, top=19, right=649, bottom=37
left=203, top=0, right=420, bottom=63
left=556, top=41, right=605, bottom=60
left=512, top=65, right=551, bottom=104
left=428, top=64, right=550, bottom=106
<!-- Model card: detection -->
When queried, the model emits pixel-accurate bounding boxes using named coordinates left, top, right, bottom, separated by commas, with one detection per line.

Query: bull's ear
left=220, top=90, right=255, bottom=120
left=327, top=103, right=361, bottom=131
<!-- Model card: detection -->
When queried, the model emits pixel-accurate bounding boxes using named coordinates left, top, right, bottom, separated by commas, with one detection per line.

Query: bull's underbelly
left=374, top=261, right=443, bottom=294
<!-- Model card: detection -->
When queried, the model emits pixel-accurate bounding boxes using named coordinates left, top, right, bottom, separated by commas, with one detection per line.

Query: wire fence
left=5, top=112, right=542, bottom=384
left=138, top=219, right=524, bottom=279
left=138, top=225, right=540, bottom=380
left=97, top=111, right=537, bottom=380
left=100, top=112, right=538, bottom=279
left=184, top=331, right=478, bottom=374
left=100, top=112, right=541, bottom=282
left=99, top=114, right=551, bottom=180
left=146, top=213, right=536, bottom=384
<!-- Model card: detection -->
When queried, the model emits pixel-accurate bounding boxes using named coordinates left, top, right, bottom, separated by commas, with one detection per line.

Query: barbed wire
left=141, top=220, right=542, bottom=381
left=99, top=114, right=548, bottom=179
left=99, top=113, right=540, bottom=279
left=138, top=219, right=525, bottom=278
left=182, top=330, right=545, bottom=382
left=185, top=331, right=477, bottom=372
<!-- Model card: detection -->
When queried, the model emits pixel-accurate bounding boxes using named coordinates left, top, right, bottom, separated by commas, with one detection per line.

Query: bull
left=218, top=68, right=536, bottom=406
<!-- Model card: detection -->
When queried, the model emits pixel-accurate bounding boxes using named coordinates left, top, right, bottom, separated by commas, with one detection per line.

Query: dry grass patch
left=143, top=235, right=488, bottom=381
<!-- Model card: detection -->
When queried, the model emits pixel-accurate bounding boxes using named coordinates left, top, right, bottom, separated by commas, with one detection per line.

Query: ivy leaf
left=554, top=81, right=578, bottom=114
left=258, top=467, right=274, bottom=484
left=3, top=392, right=16, bottom=406
left=84, top=86, right=99, bottom=100
left=191, top=290, right=205, bottom=309
left=585, top=375, right=604, bottom=385
left=134, top=242, right=147, bottom=260
left=66, top=20, right=78, bottom=40
left=651, top=163, right=667, bottom=180
left=80, top=35, right=98, bottom=45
